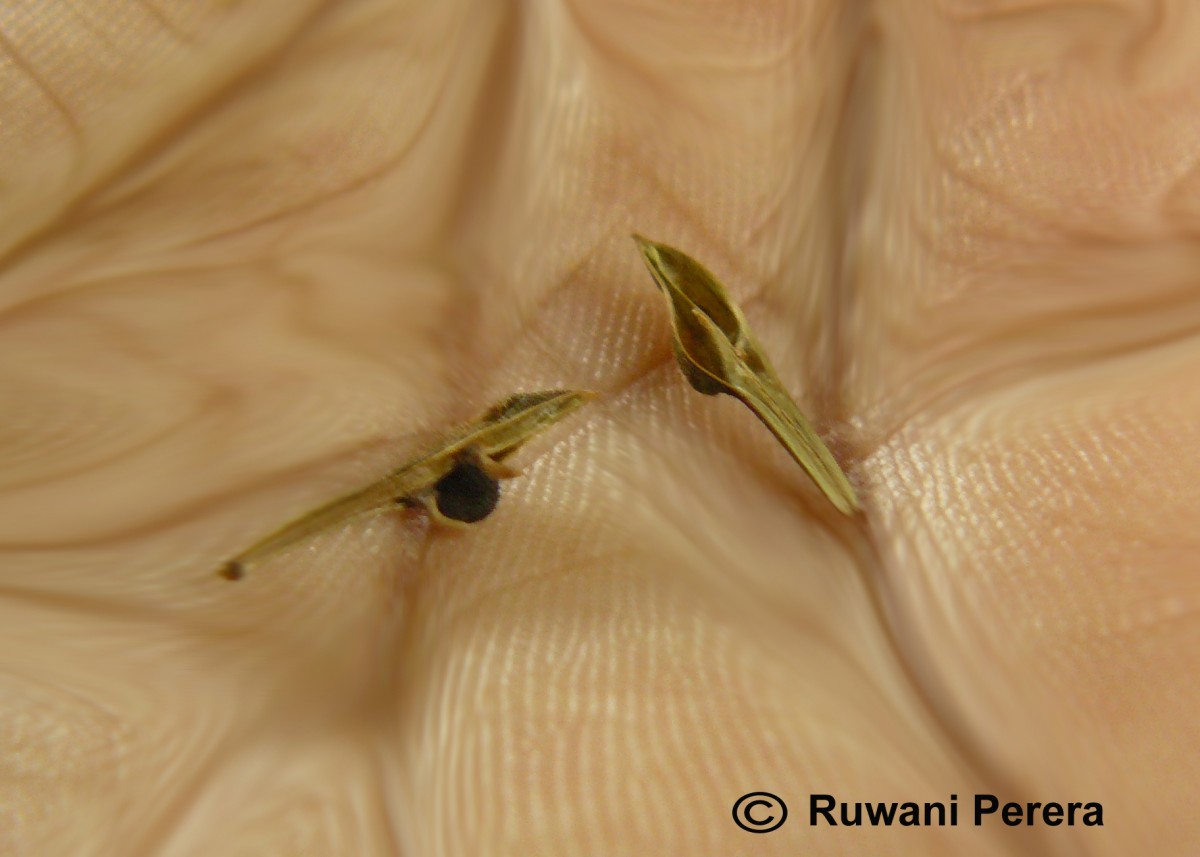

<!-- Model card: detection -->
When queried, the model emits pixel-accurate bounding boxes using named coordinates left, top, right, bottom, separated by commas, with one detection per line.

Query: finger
left=868, top=343, right=1200, bottom=853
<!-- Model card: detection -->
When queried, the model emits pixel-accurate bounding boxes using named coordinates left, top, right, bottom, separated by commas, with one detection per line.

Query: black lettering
left=811, top=794, right=837, bottom=826
left=974, top=795, right=1102, bottom=826
left=950, top=794, right=959, bottom=826
left=864, top=802, right=898, bottom=825
left=923, top=801, right=946, bottom=826
left=840, top=802, right=861, bottom=826
left=975, top=794, right=998, bottom=824
left=897, top=804, right=920, bottom=826
left=1003, top=802, right=1029, bottom=825
left=745, top=800, right=774, bottom=826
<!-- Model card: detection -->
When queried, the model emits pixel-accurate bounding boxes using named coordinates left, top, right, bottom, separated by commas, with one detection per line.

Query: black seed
left=434, top=458, right=501, bottom=523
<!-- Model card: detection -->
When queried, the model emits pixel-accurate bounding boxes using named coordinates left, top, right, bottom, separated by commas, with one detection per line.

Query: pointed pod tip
left=556, top=388, right=598, bottom=415
left=631, top=233, right=675, bottom=295
left=218, top=561, right=245, bottom=582
left=631, top=232, right=661, bottom=260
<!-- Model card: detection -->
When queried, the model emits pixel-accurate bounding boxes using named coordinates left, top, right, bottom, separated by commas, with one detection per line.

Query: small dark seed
left=434, top=458, right=501, bottom=524
left=219, top=561, right=245, bottom=581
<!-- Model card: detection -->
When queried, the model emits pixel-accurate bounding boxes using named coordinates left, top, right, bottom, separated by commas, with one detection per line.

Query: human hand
left=2, top=3, right=1196, bottom=855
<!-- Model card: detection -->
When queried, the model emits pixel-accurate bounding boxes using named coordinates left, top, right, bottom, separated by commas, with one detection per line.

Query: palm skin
left=2, top=2, right=1198, bottom=856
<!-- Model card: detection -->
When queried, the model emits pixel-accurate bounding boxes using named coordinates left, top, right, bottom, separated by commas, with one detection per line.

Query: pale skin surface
left=2, top=1, right=1199, bottom=855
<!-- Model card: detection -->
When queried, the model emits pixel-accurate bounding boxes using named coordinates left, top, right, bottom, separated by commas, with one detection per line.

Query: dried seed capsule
left=217, top=389, right=593, bottom=579
left=633, top=234, right=859, bottom=515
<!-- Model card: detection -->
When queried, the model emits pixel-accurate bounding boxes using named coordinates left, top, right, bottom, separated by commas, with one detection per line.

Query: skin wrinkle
left=131, top=0, right=197, bottom=46
left=0, top=259, right=262, bottom=327
left=564, top=0, right=802, bottom=78
left=442, top=4, right=518, bottom=242
left=558, top=3, right=669, bottom=96
left=9, top=647, right=232, bottom=857
left=4, top=2, right=1200, bottom=855
left=270, top=260, right=447, bottom=385
left=167, top=75, right=456, bottom=251
left=59, top=4, right=126, bottom=56
left=0, top=426, right=414, bottom=553
left=0, top=1, right=338, bottom=269
left=861, top=536, right=1056, bottom=857
left=0, top=25, right=84, bottom=140
left=590, top=427, right=955, bottom=801
left=118, top=721, right=238, bottom=857
left=869, top=313, right=1200, bottom=449
left=832, top=453, right=1045, bottom=841
left=0, top=313, right=219, bottom=487
left=814, top=11, right=876, bottom=421
left=0, top=585, right=294, bottom=655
